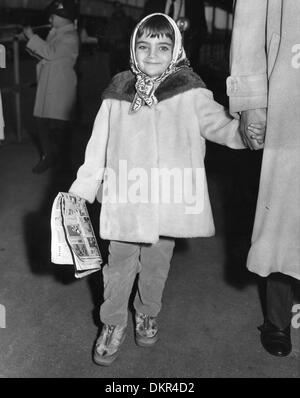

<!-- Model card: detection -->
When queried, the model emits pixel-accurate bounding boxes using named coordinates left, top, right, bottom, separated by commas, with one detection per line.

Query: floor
left=0, top=50, right=299, bottom=378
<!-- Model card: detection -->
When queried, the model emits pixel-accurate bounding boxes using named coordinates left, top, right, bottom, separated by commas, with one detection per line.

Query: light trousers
left=100, top=237, right=175, bottom=326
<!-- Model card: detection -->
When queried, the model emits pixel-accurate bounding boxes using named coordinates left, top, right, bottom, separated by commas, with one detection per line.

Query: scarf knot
left=136, top=75, right=156, bottom=104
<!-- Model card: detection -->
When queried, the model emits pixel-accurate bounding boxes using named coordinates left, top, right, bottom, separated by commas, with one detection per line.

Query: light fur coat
left=27, top=24, right=79, bottom=121
left=70, top=69, right=244, bottom=243
left=228, top=0, right=300, bottom=280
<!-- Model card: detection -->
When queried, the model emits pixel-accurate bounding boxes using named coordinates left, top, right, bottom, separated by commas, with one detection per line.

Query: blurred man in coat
left=24, top=0, right=79, bottom=173
left=228, top=0, right=300, bottom=357
left=143, top=0, right=207, bottom=73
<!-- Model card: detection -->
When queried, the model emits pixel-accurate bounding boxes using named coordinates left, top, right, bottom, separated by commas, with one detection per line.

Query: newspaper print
left=51, top=192, right=102, bottom=278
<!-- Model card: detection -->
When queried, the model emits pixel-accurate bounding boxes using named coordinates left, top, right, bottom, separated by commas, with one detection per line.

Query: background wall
left=0, top=0, right=233, bottom=27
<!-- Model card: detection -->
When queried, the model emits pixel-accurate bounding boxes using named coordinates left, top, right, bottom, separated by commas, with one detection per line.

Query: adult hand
left=240, top=108, right=267, bottom=150
left=23, top=26, right=34, bottom=40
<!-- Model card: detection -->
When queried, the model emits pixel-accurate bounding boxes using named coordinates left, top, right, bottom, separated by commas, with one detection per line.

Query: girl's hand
left=240, top=109, right=266, bottom=150
left=247, top=123, right=266, bottom=146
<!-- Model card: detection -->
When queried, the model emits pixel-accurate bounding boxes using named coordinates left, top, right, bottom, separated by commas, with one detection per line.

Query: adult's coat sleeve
left=27, top=33, right=78, bottom=61
left=227, top=0, right=268, bottom=115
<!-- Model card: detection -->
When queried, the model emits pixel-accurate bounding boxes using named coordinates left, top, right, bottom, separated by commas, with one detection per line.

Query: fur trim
left=102, top=68, right=206, bottom=103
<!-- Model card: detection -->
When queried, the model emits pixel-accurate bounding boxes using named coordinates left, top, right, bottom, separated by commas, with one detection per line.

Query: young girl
left=69, top=13, right=263, bottom=366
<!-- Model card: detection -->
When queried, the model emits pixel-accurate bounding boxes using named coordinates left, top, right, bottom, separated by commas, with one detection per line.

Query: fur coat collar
left=102, top=68, right=206, bottom=104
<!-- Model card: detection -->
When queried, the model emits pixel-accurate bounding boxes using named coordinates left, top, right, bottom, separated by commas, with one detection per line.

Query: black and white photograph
left=0, top=0, right=299, bottom=381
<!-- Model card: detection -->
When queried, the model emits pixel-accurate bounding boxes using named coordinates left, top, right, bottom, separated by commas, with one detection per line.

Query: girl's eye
left=137, top=45, right=147, bottom=50
left=160, top=46, right=171, bottom=52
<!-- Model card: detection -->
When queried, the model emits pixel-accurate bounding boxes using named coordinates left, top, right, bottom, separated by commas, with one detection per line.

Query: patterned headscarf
left=129, top=13, right=190, bottom=113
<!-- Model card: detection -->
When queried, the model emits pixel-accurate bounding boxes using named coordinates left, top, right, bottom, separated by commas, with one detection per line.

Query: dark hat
left=46, top=0, right=78, bottom=21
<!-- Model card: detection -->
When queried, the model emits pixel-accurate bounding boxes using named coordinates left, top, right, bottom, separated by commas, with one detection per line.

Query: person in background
left=67, top=13, right=263, bottom=366
left=228, top=0, right=300, bottom=357
left=143, top=0, right=207, bottom=73
left=23, top=0, right=79, bottom=174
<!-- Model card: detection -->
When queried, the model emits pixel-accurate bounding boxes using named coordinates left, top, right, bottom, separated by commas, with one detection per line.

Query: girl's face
left=135, top=33, right=173, bottom=77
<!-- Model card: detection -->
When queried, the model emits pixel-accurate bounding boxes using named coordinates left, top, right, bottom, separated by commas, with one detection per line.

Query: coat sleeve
left=26, top=32, right=78, bottom=61
left=227, top=0, right=268, bottom=115
left=69, top=100, right=110, bottom=203
left=196, top=88, right=245, bottom=149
